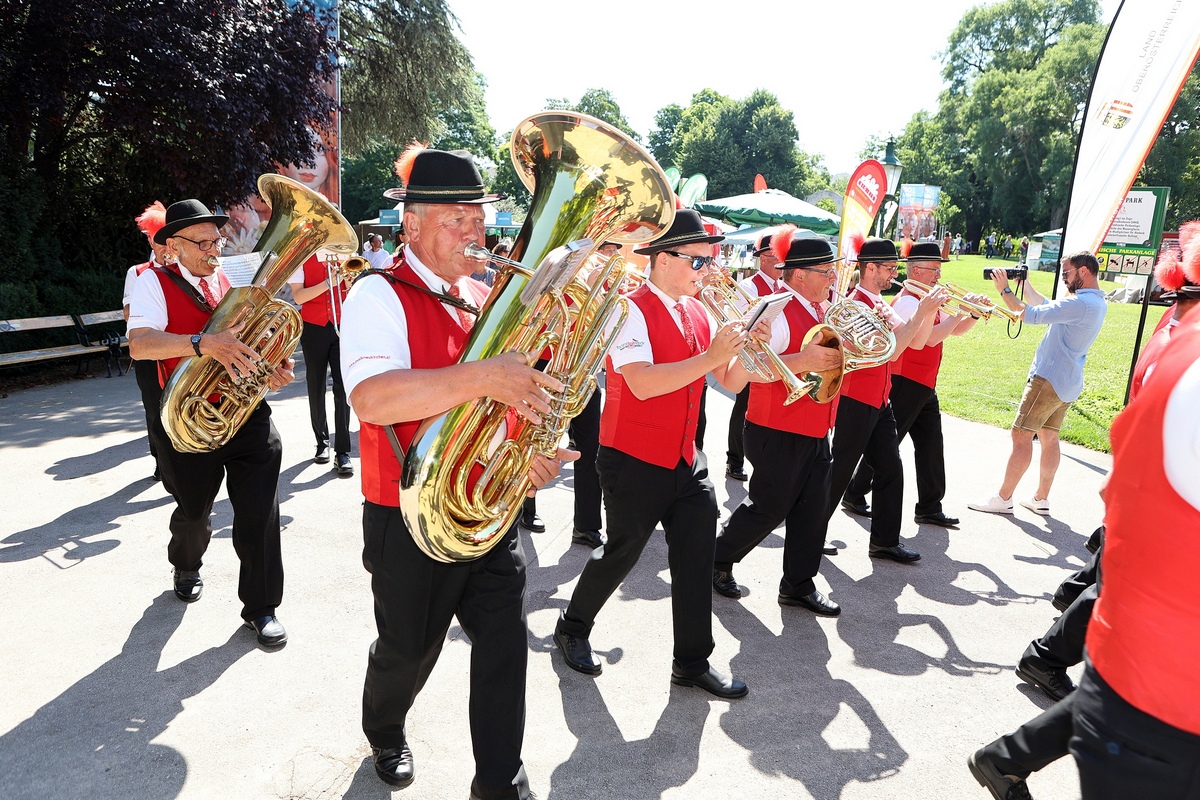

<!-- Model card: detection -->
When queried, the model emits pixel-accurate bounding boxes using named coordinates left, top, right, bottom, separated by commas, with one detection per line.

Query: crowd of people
left=116, top=147, right=1200, bottom=800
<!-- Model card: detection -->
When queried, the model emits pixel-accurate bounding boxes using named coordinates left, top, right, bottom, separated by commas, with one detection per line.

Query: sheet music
left=219, top=253, right=262, bottom=288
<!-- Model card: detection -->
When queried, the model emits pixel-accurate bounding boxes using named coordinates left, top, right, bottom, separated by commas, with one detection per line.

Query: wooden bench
left=0, top=311, right=129, bottom=377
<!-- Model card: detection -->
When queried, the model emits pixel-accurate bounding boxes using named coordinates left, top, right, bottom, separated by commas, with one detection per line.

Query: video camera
left=983, top=266, right=1028, bottom=281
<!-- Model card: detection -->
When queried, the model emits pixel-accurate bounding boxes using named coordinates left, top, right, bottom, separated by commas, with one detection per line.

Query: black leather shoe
left=1016, top=658, right=1075, bottom=701
left=914, top=511, right=960, bottom=527
left=841, top=498, right=871, bottom=517
left=778, top=590, right=841, bottom=616
left=314, top=444, right=330, bottom=464
left=372, top=744, right=414, bottom=788
left=553, top=613, right=600, bottom=675
left=521, top=510, right=546, bottom=533
left=712, top=569, right=742, bottom=599
left=571, top=529, right=603, bottom=549
left=822, top=543, right=839, bottom=555
left=173, top=569, right=203, bottom=603
left=335, top=453, right=354, bottom=475
left=670, top=666, right=748, bottom=699
left=244, top=615, right=288, bottom=647
left=969, top=748, right=1033, bottom=800
left=725, top=465, right=748, bottom=481
left=869, top=544, right=921, bottom=563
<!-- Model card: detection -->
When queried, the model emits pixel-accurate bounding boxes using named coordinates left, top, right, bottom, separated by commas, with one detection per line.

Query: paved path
left=0, top=361, right=1105, bottom=799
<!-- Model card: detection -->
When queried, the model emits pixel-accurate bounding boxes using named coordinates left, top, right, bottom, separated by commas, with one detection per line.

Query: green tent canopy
left=694, top=189, right=840, bottom=236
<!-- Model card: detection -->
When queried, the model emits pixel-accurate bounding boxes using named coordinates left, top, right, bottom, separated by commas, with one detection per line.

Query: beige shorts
left=1013, top=375, right=1071, bottom=432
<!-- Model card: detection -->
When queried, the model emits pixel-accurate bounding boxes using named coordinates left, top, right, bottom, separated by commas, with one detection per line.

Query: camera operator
left=969, top=252, right=1107, bottom=517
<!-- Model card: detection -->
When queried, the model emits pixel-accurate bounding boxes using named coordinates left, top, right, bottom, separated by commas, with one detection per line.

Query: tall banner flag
left=753, top=174, right=768, bottom=193
left=1061, top=1, right=1200, bottom=259
left=677, top=174, right=709, bottom=208
left=836, top=160, right=887, bottom=263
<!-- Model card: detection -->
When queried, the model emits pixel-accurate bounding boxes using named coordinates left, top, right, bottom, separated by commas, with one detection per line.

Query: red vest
left=751, top=273, right=773, bottom=298
left=838, top=287, right=892, bottom=408
left=599, top=286, right=711, bottom=468
left=1129, top=322, right=1174, bottom=401
left=358, top=262, right=490, bottom=506
left=297, top=254, right=345, bottom=326
left=893, top=290, right=943, bottom=389
left=746, top=297, right=836, bottom=437
left=1089, top=318, right=1200, bottom=736
left=153, top=265, right=229, bottom=388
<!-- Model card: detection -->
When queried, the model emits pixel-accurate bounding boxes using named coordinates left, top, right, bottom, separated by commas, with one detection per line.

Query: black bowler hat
left=906, top=241, right=948, bottom=263
left=383, top=146, right=504, bottom=204
left=154, top=199, right=230, bottom=245
left=856, top=237, right=901, bottom=263
left=754, top=230, right=776, bottom=256
left=772, top=226, right=843, bottom=268
left=634, top=209, right=724, bottom=254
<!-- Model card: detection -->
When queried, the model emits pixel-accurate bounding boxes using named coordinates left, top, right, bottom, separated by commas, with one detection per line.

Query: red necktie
left=816, top=302, right=826, bottom=322
left=675, top=302, right=698, bottom=355
left=198, top=277, right=218, bottom=310
left=447, top=285, right=475, bottom=332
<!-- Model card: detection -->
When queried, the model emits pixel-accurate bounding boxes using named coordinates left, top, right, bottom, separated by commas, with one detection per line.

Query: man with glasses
left=553, top=209, right=754, bottom=699
left=842, top=242, right=982, bottom=528
left=127, top=199, right=293, bottom=647
left=826, top=238, right=943, bottom=562
left=712, top=230, right=848, bottom=614
left=969, top=252, right=1106, bottom=517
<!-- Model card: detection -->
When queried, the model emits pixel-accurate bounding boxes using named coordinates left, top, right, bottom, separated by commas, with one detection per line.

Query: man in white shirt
left=361, top=233, right=392, bottom=271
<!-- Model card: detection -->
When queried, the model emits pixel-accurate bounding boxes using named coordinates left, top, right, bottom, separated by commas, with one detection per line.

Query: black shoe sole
left=669, top=674, right=749, bottom=699
left=553, top=629, right=601, bottom=676
left=841, top=501, right=871, bottom=518
left=914, top=516, right=960, bottom=527
left=373, top=761, right=415, bottom=788
left=868, top=550, right=921, bottom=563
left=712, top=583, right=742, bottom=599
left=967, top=751, right=1010, bottom=800
left=173, top=588, right=202, bottom=603
left=1016, top=664, right=1071, bottom=701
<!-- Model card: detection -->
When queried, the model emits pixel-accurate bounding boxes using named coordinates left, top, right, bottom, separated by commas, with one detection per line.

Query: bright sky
left=448, top=0, right=1122, bottom=177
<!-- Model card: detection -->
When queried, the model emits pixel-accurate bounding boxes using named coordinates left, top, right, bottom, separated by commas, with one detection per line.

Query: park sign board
left=1096, top=186, right=1171, bottom=275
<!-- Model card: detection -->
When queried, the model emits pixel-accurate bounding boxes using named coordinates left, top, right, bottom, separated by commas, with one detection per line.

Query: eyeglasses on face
left=797, top=266, right=836, bottom=276
left=663, top=250, right=714, bottom=270
left=174, top=235, right=228, bottom=252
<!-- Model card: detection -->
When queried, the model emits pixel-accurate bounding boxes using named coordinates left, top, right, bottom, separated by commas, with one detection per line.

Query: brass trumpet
left=903, top=279, right=1022, bottom=323
left=697, top=268, right=839, bottom=405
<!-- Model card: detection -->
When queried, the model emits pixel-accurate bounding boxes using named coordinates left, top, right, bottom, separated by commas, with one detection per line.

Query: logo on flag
left=1101, top=99, right=1134, bottom=129
left=854, top=173, right=881, bottom=205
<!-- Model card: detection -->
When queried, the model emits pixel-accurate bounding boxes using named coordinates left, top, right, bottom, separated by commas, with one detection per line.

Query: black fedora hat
left=775, top=232, right=843, bottom=268
left=154, top=199, right=230, bottom=245
left=754, top=230, right=776, bottom=256
left=856, top=238, right=901, bottom=263
left=906, top=241, right=948, bottom=263
left=634, top=209, right=724, bottom=254
left=383, top=148, right=504, bottom=204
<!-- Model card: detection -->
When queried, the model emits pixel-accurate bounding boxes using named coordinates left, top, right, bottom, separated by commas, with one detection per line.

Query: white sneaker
left=968, top=494, right=1015, bottom=514
left=1020, top=497, right=1051, bottom=516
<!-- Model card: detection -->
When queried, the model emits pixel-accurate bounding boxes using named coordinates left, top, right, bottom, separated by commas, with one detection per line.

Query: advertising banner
left=896, top=184, right=942, bottom=241
left=1096, top=186, right=1171, bottom=275
left=836, top=160, right=887, bottom=262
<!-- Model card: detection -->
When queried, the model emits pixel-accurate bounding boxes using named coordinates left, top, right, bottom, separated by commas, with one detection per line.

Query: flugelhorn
left=326, top=254, right=370, bottom=333
left=161, top=174, right=358, bottom=452
left=399, top=112, right=674, bottom=563
left=903, top=279, right=1022, bottom=323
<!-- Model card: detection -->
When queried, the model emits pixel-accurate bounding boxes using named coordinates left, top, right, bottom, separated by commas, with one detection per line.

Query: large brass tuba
left=400, top=111, right=674, bottom=563
left=162, top=174, right=358, bottom=452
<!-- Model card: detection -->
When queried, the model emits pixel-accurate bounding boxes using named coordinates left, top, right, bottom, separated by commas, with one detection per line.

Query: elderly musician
left=287, top=253, right=353, bottom=475
left=127, top=200, right=292, bottom=647
left=725, top=230, right=785, bottom=482
left=339, top=147, right=573, bottom=797
left=712, top=230, right=847, bottom=614
left=552, top=209, right=753, bottom=699
left=842, top=241, right=981, bottom=528
left=826, top=238, right=943, bottom=562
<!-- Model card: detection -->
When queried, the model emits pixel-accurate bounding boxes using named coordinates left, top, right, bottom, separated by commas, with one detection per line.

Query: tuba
left=400, top=111, right=674, bottom=563
left=809, top=254, right=898, bottom=403
left=161, top=174, right=358, bottom=452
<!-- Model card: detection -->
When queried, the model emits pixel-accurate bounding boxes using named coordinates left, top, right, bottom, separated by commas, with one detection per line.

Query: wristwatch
left=190, top=333, right=203, bottom=357
left=1002, top=288, right=1014, bottom=295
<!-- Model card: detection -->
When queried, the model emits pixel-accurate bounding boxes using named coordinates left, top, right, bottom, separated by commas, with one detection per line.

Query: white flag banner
left=1062, top=1, right=1200, bottom=257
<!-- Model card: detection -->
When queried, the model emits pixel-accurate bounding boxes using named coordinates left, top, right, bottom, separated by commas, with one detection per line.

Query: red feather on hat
left=674, top=194, right=684, bottom=210
left=899, top=237, right=913, bottom=258
left=1179, top=220, right=1200, bottom=287
left=772, top=225, right=798, bottom=263
left=135, top=201, right=167, bottom=238
left=847, top=231, right=865, bottom=257
left=394, top=142, right=427, bottom=185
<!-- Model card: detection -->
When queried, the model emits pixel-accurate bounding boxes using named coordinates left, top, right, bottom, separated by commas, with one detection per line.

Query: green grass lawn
left=911, top=254, right=1163, bottom=453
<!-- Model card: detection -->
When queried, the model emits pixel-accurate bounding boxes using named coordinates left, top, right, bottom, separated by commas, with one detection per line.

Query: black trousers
left=568, top=388, right=603, bottom=531
left=714, top=422, right=831, bottom=597
left=828, top=396, right=903, bottom=547
left=133, top=358, right=162, bottom=469
left=300, top=320, right=351, bottom=456
left=1054, top=541, right=1102, bottom=610
left=150, top=401, right=284, bottom=620
left=1071, top=665, right=1200, bottom=798
left=845, top=375, right=946, bottom=516
left=361, top=502, right=530, bottom=800
left=1025, top=583, right=1097, bottom=671
left=725, top=385, right=750, bottom=470
left=983, top=692, right=1076, bottom=780
left=559, top=446, right=717, bottom=676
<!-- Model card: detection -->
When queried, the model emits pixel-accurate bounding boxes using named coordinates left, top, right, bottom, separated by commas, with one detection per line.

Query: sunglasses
left=663, top=250, right=715, bottom=271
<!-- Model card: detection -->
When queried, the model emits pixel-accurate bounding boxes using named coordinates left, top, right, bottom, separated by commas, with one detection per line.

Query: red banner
left=836, top=159, right=887, bottom=262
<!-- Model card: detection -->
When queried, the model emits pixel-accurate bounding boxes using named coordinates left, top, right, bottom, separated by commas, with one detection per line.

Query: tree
left=648, top=104, right=683, bottom=167
left=432, top=73, right=498, bottom=162
left=341, top=141, right=404, bottom=227
left=542, top=89, right=640, bottom=142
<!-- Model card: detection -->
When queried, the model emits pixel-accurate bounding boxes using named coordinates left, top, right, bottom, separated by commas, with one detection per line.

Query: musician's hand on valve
left=267, top=358, right=295, bottom=391
left=748, top=317, right=773, bottom=343
left=200, top=323, right=261, bottom=381
left=708, top=321, right=749, bottom=364
left=483, top=351, right=565, bottom=425
left=916, top=285, right=948, bottom=317
left=526, top=447, right=582, bottom=496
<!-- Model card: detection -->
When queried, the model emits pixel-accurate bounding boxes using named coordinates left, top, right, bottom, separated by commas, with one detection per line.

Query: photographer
left=969, top=252, right=1107, bottom=517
